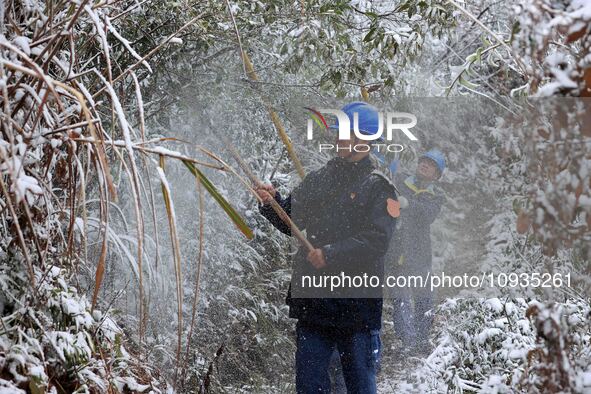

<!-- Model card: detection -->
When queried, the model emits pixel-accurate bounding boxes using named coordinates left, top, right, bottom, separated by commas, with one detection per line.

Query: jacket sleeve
left=258, top=167, right=325, bottom=236
left=259, top=193, right=292, bottom=235
left=321, top=179, right=397, bottom=267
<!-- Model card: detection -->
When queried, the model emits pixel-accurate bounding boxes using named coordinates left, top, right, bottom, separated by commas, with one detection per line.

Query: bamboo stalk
left=157, top=158, right=184, bottom=381
left=223, top=138, right=314, bottom=252
left=224, top=0, right=305, bottom=178
left=241, top=51, right=306, bottom=179
left=74, top=138, right=227, bottom=170
left=361, top=85, right=370, bottom=102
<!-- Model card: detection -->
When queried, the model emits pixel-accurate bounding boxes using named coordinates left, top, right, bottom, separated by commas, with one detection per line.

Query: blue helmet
left=329, top=101, right=381, bottom=137
left=420, top=149, right=446, bottom=176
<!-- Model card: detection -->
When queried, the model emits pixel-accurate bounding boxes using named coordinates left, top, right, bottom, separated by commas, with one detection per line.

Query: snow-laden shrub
left=514, top=0, right=591, bottom=97
left=0, top=260, right=167, bottom=393
left=523, top=301, right=591, bottom=393
left=428, top=297, right=537, bottom=392
left=0, top=0, right=253, bottom=388
left=394, top=297, right=591, bottom=393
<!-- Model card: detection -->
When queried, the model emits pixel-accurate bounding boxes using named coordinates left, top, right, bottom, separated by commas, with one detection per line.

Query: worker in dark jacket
left=389, top=150, right=445, bottom=353
left=256, top=102, right=398, bottom=394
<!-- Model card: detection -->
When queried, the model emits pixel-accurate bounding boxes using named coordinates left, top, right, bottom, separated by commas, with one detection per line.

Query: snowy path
left=377, top=322, right=433, bottom=393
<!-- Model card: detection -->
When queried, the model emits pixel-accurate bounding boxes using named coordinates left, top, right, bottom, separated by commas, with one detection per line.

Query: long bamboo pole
left=223, top=138, right=314, bottom=252
left=241, top=52, right=306, bottom=179
left=223, top=0, right=305, bottom=179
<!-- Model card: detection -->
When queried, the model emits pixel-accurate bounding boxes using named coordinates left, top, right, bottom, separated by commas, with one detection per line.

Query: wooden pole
left=241, top=51, right=307, bottom=180
left=223, top=0, right=305, bottom=177
left=223, top=138, right=314, bottom=252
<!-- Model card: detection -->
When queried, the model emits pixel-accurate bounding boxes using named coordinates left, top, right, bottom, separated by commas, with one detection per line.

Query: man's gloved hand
left=254, top=183, right=276, bottom=204
left=307, top=248, right=327, bottom=269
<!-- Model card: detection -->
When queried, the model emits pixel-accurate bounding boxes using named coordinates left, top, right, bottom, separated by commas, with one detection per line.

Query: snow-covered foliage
left=2, top=0, right=590, bottom=392
left=439, top=0, right=591, bottom=99
left=0, top=261, right=165, bottom=393
left=378, top=95, right=590, bottom=393
left=387, top=297, right=590, bottom=393
left=515, top=0, right=591, bottom=97
left=0, top=0, right=205, bottom=391
left=488, top=99, right=591, bottom=282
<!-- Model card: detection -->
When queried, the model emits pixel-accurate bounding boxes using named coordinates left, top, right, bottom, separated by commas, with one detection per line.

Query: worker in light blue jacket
left=389, top=150, right=445, bottom=353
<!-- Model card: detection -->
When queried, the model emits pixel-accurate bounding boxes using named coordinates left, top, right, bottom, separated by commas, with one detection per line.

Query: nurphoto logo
left=305, top=107, right=418, bottom=153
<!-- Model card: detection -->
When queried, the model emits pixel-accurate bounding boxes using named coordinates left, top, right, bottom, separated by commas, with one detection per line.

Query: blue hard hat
left=420, top=149, right=446, bottom=175
left=329, top=101, right=381, bottom=137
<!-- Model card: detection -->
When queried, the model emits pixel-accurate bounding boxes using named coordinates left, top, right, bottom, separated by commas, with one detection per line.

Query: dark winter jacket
left=388, top=173, right=444, bottom=276
left=260, top=156, right=397, bottom=332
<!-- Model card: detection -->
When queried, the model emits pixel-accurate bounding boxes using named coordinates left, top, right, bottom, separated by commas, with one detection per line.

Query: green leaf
left=183, top=161, right=253, bottom=240
left=365, top=11, right=379, bottom=20
left=475, top=47, right=483, bottom=62
left=512, top=198, right=523, bottom=215
left=363, top=26, right=377, bottom=42
left=395, top=1, right=410, bottom=12
left=375, top=31, right=385, bottom=49
left=331, top=70, right=342, bottom=85
left=459, top=76, right=479, bottom=90
left=466, top=53, right=478, bottom=63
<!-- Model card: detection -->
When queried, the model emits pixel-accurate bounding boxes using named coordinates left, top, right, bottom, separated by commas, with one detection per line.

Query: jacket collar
left=329, top=155, right=373, bottom=175
left=404, top=175, right=435, bottom=195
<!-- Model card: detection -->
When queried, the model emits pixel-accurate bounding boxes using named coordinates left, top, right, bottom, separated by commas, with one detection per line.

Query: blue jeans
left=295, top=324, right=381, bottom=394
